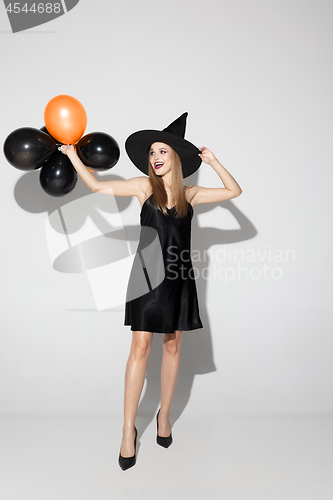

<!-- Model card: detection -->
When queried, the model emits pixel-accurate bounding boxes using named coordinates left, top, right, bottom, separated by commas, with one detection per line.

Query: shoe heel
left=119, top=426, right=137, bottom=470
left=156, top=408, right=173, bottom=448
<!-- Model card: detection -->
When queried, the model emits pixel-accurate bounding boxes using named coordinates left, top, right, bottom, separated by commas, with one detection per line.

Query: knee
left=132, top=339, right=152, bottom=359
left=163, top=339, right=181, bottom=356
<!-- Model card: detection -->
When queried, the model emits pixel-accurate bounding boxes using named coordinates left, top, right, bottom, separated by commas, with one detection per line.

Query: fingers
left=58, top=144, right=73, bottom=153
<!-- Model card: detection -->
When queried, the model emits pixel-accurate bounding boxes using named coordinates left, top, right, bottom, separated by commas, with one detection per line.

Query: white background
left=1, top=0, right=332, bottom=422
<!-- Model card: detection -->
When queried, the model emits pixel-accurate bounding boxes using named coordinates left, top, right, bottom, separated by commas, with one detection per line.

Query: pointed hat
left=125, top=112, right=202, bottom=178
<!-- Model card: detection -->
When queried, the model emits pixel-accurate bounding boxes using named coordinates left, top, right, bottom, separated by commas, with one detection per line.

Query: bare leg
left=158, top=330, right=183, bottom=436
left=120, top=330, right=153, bottom=457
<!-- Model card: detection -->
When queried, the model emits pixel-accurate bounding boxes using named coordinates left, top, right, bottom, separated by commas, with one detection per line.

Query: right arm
left=60, top=145, right=150, bottom=200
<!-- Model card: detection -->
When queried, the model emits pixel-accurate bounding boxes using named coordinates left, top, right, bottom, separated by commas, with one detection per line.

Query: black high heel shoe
left=156, top=408, right=173, bottom=448
left=118, top=426, right=137, bottom=470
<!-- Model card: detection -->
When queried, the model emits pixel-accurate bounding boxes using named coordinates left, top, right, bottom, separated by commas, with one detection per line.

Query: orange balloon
left=44, top=95, right=87, bottom=144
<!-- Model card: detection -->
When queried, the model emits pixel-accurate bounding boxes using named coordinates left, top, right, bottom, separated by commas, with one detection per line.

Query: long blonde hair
left=148, top=148, right=188, bottom=217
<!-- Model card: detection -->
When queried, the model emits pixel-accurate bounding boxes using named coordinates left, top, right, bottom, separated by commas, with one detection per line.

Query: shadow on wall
left=13, top=168, right=257, bottom=427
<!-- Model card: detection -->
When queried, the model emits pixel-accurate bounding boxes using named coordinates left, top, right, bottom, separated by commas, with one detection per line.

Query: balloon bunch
left=3, top=95, right=120, bottom=197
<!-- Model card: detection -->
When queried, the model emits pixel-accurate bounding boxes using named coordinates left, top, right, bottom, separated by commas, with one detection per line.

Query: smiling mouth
left=154, top=162, right=164, bottom=169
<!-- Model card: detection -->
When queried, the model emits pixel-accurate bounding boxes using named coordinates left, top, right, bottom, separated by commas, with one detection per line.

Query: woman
left=60, top=112, right=242, bottom=471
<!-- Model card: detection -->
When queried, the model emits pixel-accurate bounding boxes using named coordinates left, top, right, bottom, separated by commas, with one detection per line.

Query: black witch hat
left=125, top=113, right=202, bottom=178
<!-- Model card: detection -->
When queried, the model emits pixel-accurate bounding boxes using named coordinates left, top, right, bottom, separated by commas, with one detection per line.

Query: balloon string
left=58, top=207, right=72, bottom=249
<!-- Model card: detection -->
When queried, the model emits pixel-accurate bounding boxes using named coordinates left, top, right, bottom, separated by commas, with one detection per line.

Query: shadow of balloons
left=13, top=170, right=132, bottom=233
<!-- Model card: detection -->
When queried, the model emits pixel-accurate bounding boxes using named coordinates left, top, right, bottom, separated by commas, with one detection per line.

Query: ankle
left=158, top=408, right=170, bottom=419
left=122, top=424, right=135, bottom=433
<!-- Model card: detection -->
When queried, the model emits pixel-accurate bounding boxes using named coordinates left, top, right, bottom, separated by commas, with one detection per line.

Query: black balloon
left=77, top=132, right=120, bottom=170
left=40, top=126, right=63, bottom=147
left=4, top=127, right=57, bottom=171
left=39, top=152, right=77, bottom=197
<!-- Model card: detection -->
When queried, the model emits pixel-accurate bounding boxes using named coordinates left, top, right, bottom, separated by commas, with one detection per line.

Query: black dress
left=124, top=194, right=203, bottom=334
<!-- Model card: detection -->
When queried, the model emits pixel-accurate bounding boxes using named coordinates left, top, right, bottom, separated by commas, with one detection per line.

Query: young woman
left=60, top=112, right=242, bottom=471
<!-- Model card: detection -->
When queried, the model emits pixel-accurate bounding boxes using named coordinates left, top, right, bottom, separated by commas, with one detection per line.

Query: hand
left=198, top=147, right=217, bottom=164
left=59, top=144, right=76, bottom=156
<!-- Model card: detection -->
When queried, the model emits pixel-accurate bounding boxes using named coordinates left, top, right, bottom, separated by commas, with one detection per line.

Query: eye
left=161, top=150, right=167, bottom=154
left=150, top=151, right=154, bottom=155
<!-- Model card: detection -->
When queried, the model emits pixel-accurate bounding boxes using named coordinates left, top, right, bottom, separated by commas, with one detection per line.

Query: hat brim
left=125, top=130, right=202, bottom=178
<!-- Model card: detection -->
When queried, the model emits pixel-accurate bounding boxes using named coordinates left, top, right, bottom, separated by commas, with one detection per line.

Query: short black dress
left=124, top=194, right=203, bottom=333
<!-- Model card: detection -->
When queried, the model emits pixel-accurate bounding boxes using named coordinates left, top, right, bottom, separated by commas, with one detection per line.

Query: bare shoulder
left=124, top=176, right=150, bottom=197
left=134, top=176, right=150, bottom=188
left=136, top=177, right=152, bottom=206
left=184, top=185, right=200, bottom=205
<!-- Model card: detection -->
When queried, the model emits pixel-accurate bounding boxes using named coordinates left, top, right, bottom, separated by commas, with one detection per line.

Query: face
left=149, top=142, right=174, bottom=176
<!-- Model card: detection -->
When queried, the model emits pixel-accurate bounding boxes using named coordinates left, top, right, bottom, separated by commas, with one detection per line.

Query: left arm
left=187, top=147, right=242, bottom=206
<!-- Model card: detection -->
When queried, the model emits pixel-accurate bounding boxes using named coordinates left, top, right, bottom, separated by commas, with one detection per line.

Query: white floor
left=1, top=414, right=332, bottom=500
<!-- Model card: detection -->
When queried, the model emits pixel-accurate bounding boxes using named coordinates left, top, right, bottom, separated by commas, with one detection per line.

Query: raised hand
left=59, top=144, right=76, bottom=156
left=198, top=147, right=217, bottom=164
